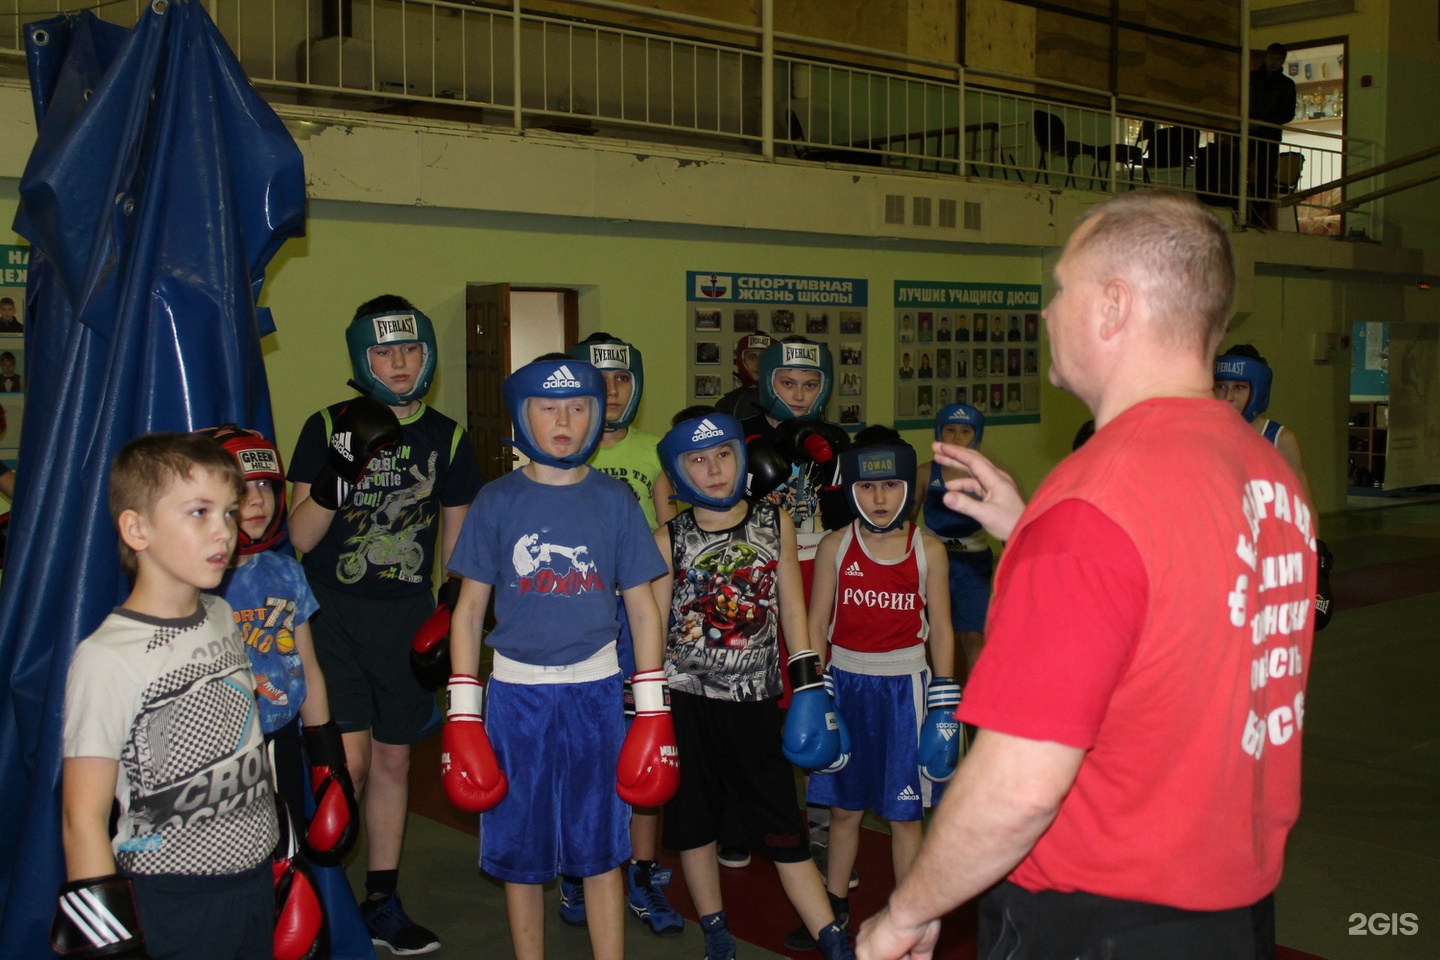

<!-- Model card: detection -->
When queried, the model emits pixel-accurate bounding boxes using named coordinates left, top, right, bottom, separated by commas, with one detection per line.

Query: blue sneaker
left=816, top=921, right=857, bottom=960
left=625, top=860, right=684, bottom=936
left=558, top=874, right=586, bottom=926
left=361, top=892, right=441, bottom=956
left=700, top=911, right=736, bottom=960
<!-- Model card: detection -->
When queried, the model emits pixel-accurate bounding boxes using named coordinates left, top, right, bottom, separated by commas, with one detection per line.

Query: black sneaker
left=362, top=892, right=441, bottom=956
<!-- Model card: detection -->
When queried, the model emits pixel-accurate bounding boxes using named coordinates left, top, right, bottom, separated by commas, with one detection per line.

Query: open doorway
left=1279, top=38, right=1347, bottom=235
left=464, top=284, right=578, bottom=483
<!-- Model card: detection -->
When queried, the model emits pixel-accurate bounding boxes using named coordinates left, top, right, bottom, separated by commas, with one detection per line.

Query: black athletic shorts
left=307, top=581, right=441, bottom=744
left=130, top=863, right=271, bottom=960
left=978, top=881, right=1262, bottom=960
left=662, top=692, right=809, bottom=863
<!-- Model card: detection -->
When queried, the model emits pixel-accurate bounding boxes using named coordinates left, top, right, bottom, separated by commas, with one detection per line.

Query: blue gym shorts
left=948, top=548, right=994, bottom=634
left=478, top=669, right=629, bottom=883
left=806, top=648, right=944, bottom=820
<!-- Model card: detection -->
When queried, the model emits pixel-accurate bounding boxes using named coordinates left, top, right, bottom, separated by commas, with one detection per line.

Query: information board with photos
left=0, top=245, right=28, bottom=470
left=893, top=280, right=1042, bottom=431
left=686, top=271, right=868, bottom=428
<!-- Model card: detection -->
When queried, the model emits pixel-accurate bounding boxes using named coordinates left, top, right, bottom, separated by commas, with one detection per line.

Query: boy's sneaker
left=816, top=920, right=857, bottom=960
left=783, top=893, right=849, bottom=951
left=700, top=911, right=736, bottom=960
left=716, top=846, right=750, bottom=868
left=625, top=860, right=684, bottom=936
left=558, top=874, right=586, bottom=926
left=362, top=892, right=441, bottom=956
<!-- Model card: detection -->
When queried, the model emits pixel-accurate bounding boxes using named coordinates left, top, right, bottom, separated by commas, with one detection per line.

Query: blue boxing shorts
left=948, top=548, right=994, bottom=634
left=478, top=650, right=630, bottom=883
left=806, top=645, right=943, bottom=821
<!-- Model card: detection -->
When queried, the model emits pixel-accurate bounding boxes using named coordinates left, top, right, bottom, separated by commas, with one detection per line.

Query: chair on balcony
left=786, top=109, right=883, bottom=167
left=1137, top=121, right=1200, bottom=187
left=1033, top=110, right=1144, bottom=189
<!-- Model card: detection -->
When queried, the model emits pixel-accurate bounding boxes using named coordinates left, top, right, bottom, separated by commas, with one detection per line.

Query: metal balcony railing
left=0, top=0, right=1379, bottom=238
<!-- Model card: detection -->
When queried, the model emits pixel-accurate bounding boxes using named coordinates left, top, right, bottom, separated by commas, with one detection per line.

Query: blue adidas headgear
left=757, top=339, right=833, bottom=421
left=345, top=307, right=438, bottom=405
left=502, top=360, right=606, bottom=468
left=568, top=335, right=643, bottom=430
left=1214, top=355, right=1272, bottom=422
left=840, top=442, right=918, bottom=534
left=936, top=403, right=984, bottom=448
left=658, top=413, right=748, bottom=510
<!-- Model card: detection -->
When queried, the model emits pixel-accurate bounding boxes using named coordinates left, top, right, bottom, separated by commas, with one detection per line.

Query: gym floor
left=357, top=498, right=1439, bottom=959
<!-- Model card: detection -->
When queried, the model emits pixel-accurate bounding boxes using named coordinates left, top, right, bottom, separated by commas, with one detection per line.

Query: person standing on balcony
left=1249, top=42, right=1296, bottom=226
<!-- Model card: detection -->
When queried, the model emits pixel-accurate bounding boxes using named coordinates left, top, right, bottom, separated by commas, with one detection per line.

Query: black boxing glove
left=308, top=396, right=402, bottom=511
left=1313, top=538, right=1335, bottom=632
left=774, top=419, right=850, bottom=467
left=51, top=875, right=151, bottom=958
left=745, top=436, right=791, bottom=500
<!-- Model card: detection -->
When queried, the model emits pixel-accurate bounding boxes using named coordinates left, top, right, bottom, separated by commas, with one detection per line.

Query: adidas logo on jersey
left=897, top=784, right=920, bottom=802
left=330, top=431, right=356, bottom=463
left=690, top=418, right=726, bottom=442
left=543, top=365, right=583, bottom=389
left=843, top=561, right=863, bottom=577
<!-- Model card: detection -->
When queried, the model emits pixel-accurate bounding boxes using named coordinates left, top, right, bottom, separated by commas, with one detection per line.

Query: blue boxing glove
left=781, top=650, right=841, bottom=771
left=918, top=678, right=963, bottom=782
left=818, top=669, right=851, bottom=774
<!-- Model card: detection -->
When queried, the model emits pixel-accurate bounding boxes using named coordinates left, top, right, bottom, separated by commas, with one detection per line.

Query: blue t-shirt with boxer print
left=448, top=467, right=666, bottom=667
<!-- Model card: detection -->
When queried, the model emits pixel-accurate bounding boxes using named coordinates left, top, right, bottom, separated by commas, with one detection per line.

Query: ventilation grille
left=939, top=199, right=957, bottom=229
left=963, top=201, right=983, bottom=231
left=912, top=196, right=933, bottom=227
left=884, top=194, right=905, bottom=224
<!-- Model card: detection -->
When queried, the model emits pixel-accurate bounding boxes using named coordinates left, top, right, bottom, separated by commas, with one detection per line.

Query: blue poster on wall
left=686, top=271, right=869, bottom=427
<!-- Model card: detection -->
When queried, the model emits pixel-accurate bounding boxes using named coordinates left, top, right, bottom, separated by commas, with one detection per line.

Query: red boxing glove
left=300, top=721, right=358, bottom=866
left=616, top=670, right=680, bottom=807
left=273, top=796, right=329, bottom=960
left=412, top=577, right=461, bottom=691
left=273, top=857, right=327, bottom=960
left=442, top=675, right=508, bottom=812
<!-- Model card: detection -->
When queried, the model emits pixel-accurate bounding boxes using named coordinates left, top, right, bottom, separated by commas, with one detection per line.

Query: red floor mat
left=410, top=737, right=1328, bottom=959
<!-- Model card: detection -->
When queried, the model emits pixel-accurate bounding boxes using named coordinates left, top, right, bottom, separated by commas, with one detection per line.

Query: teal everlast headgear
left=502, top=359, right=607, bottom=468
left=757, top=338, right=833, bottom=422
left=568, top=333, right=643, bottom=430
left=346, top=307, right=438, bottom=405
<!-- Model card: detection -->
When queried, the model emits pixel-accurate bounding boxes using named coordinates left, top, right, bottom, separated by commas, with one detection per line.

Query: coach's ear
left=1098, top=277, right=1132, bottom=341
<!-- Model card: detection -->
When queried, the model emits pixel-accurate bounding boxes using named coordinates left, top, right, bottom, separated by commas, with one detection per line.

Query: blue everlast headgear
left=757, top=339, right=834, bottom=421
left=1214, top=355, right=1272, bottom=422
left=840, top=442, right=918, bottom=534
left=935, top=403, right=984, bottom=448
left=658, top=413, right=748, bottom=510
left=502, top=360, right=606, bottom=468
left=345, top=308, right=438, bottom=405
left=568, top=335, right=643, bottom=430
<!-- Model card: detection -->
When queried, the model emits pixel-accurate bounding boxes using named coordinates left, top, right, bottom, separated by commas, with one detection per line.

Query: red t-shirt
left=959, top=397, right=1316, bottom=911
